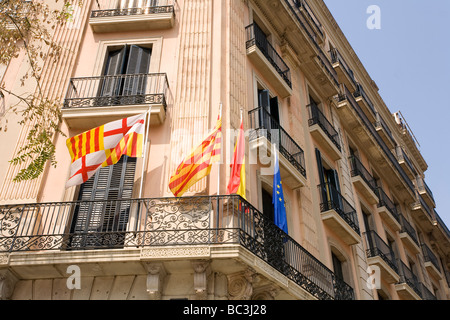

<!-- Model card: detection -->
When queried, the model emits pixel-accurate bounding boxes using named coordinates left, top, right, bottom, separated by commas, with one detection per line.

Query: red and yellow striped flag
left=226, top=118, right=246, bottom=199
left=65, top=113, right=146, bottom=188
left=169, top=116, right=222, bottom=197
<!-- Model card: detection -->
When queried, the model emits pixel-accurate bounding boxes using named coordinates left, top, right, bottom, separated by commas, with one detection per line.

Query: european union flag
left=273, top=149, right=288, bottom=234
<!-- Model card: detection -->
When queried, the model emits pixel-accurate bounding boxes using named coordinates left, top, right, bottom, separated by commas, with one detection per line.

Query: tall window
left=98, top=44, right=152, bottom=105
left=69, top=156, right=137, bottom=249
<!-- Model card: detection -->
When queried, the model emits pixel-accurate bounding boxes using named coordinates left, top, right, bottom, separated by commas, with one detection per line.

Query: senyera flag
left=65, top=113, right=146, bottom=188
left=169, top=116, right=222, bottom=197
left=226, top=117, right=246, bottom=200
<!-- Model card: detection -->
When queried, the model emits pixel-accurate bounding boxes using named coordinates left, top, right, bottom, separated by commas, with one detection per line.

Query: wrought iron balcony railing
left=294, top=0, right=324, bottom=38
left=364, top=230, right=399, bottom=274
left=353, top=83, right=376, bottom=115
left=0, top=195, right=354, bottom=300
left=318, top=182, right=360, bottom=236
left=248, top=107, right=306, bottom=178
left=308, top=103, right=341, bottom=152
left=397, top=259, right=422, bottom=298
left=420, top=283, right=437, bottom=300
left=395, top=146, right=417, bottom=176
left=90, top=0, right=175, bottom=18
left=421, top=243, right=441, bottom=272
left=63, top=73, right=169, bottom=111
left=398, top=214, right=420, bottom=247
left=376, top=187, right=401, bottom=224
left=245, top=23, right=292, bottom=89
left=416, top=176, right=435, bottom=203
left=349, top=155, right=377, bottom=195
left=329, top=47, right=357, bottom=88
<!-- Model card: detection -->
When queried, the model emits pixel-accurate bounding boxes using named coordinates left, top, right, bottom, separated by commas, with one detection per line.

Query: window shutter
left=123, top=45, right=151, bottom=97
left=100, top=47, right=126, bottom=99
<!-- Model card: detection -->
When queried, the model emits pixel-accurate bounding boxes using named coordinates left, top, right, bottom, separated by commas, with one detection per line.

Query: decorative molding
left=140, top=246, right=211, bottom=260
left=252, top=284, right=280, bottom=300
left=0, top=254, right=9, bottom=266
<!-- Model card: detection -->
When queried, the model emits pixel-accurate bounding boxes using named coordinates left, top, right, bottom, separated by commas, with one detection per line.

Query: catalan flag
left=226, top=117, right=246, bottom=199
left=169, top=116, right=222, bottom=197
left=65, top=113, right=146, bottom=188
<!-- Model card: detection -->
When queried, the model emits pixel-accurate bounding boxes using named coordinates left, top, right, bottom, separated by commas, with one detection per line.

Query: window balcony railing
left=421, top=243, right=441, bottom=273
left=364, top=230, right=399, bottom=275
left=398, top=214, right=420, bottom=248
left=294, top=0, right=324, bottom=39
left=248, top=107, right=306, bottom=179
left=349, top=155, right=378, bottom=195
left=89, top=0, right=176, bottom=32
left=245, top=23, right=292, bottom=89
left=0, top=195, right=354, bottom=300
left=318, top=182, right=360, bottom=237
left=397, top=259, right=422, bottom=299
left=63, top=73, right=169, bottom=110
left=395, top=146, right=417, bottom=178
left=416, top=176, right=435, bottom=208
left=374, top=112, right=396, bottom=149
left=376, top=188, right=401, bottom=226
left=91, top=0, right=175, bottom=18
left=353, top=83, right=376, bottom=121
left=307, top=103, right=341, bottom=152
left=420, top=283, right=437, bottom=300
left=329, top=47, right=358, bottom=90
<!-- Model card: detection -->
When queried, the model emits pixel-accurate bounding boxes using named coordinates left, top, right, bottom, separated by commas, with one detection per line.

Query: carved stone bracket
left=227, top=269, right=257, bottom=300
left=192, top=260, right=211, bottom=300
left=144, top=262, right=167, bottom=300
left=0, top=269, right=18, bottom=300
left=252, top=284, right=280, bottom=300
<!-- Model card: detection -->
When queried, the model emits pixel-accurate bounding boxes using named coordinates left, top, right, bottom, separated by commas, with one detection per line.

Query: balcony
left=89, top=0, right=175, bottom=33
left=329, top=48, right=358, bottom=92
left=374, top=113, right=396, bottom=150
left=416, top=176, right=436, bottom=208
left=62, top=73, right=169, bottom=129
left=245, top=23, right=292, bottom=98
left=395, top=146, right=417, bottom=179
left=420, top=283, right=437, bottom=300
left=353, top=83, right=377, bottom=123
left=248, top=107, right=307, bottom=189
left=411, top=193, right=435, bottom=230
left=421, top=243, right=442, bottom=280
left=318, top=182, right=361, bottom=246
left=349, top=155, right=378, bottom=205
left=398, top=214, right=421, bottom=255
left=308, top=104, right=342, bottom=161
left=376, top=188, right=401, bottom=232
left=364, top=230, right=400, bottom=284
left=0, top=195, right=354, bottom=300
left=294, top=0, right=324, bottom=43
left=395, top=260, right=422, bottom=300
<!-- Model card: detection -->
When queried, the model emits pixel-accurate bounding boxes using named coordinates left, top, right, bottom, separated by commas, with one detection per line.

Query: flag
left=65, top=113, right=146, bottom=188
left=227, top=118, right=246, bottom=199
left=273, top=148, right=288, bottom=234
left=169, top=116, right=222, bottom=197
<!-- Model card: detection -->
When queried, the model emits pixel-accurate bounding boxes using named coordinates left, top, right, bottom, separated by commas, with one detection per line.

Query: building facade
left=0, top=0, right=449, bottom=300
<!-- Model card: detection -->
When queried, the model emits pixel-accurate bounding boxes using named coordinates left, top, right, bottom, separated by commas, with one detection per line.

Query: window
left=316, top=148, right=341, bottom=209
left=98, top=44, right=152, bottom=105
left=68, top=156, right=137, bottom=249
left=332, top=252, right=344, bottom=280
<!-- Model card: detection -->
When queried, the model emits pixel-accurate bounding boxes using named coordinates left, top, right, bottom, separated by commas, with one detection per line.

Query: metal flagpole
left=216, top=102, right=223, bottom=196
left=139, top=106, right=152, bottom=199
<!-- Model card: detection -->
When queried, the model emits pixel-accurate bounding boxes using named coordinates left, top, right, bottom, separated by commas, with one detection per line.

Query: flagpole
left=139, top=106, right=152, bottom=199
left=216, top=102, right=222, bottom=197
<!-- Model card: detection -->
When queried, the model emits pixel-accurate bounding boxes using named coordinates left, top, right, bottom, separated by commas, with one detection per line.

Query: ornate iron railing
left=374, top=112, right=395, bottom=144
left=0, top=195, right=354, bottom=300
left=353, top=83, right=376, bottom=116
left=329, top=47, right=357, bottom=88
left=420, top=283, right=437, bottom=300
left=398, top=214, right=419, bottom=247
left=376, top=187, right=400, bottom=224
left=294, top=0, right=323, bottom=38
left=245, top=23, right=292, bottom=89
left=421, top=243, right=441, bottom=272
left=90, top=0, right=175, bottom=18
left=248, top=107, right=306, bottom=178
left=416, top=176, right=435, bottom=203
left=397, top=259, right=422, bottom=298
left=318, top=182, right=360, bottom=236
left=349, top=155, right=377, bottom=195
left=364, top=230, right=398, bottom=274
left=307, top=103, right=341, bottom=151
left=395, top=146, right=417, bottom=176
left=63, top=73, right=169, bottom=111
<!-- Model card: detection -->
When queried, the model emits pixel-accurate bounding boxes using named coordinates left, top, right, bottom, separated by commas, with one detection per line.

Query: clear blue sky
left=323, top=0, right=450, bottom=228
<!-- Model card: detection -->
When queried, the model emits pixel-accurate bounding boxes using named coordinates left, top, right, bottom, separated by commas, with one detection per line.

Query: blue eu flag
left=273, top=149, right=288, bottom=234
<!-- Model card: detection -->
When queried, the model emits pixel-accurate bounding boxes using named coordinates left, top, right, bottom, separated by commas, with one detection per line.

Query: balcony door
left=316, top=149, right=341, bottom=211
left=98, top=44, right=152, bottom=106
left=69, top=156, right=137, bottom=249
left=258, top=89, right=280, bottom=145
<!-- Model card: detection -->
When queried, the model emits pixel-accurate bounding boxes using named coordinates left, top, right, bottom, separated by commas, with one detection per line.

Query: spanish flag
left=226, top=118, right=246, bottom=199
left=65, top=113, right=146, bottom=188
left=169, top=116, right=222, bottom=197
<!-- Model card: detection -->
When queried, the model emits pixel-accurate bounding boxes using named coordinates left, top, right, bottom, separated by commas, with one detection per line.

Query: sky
left=323, top=0, right=450, bottom=228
